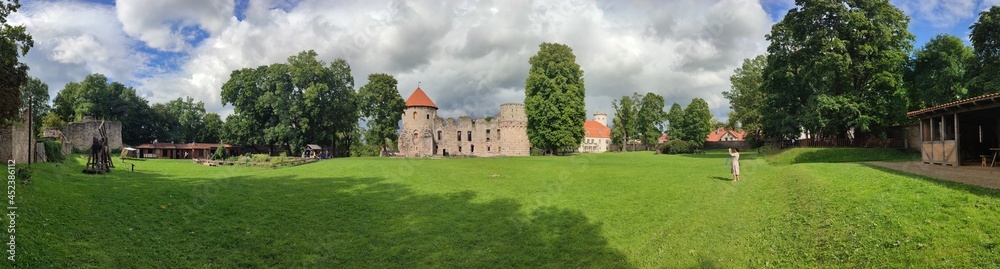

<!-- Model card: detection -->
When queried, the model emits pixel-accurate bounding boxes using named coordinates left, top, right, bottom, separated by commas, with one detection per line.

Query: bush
left=43, top=140, right=65, bottom=163
left=251, top=154, right=270, bottom=163
left=661, top=139, right=699, bottom=154
left=211, top=146, right=227, bottom=160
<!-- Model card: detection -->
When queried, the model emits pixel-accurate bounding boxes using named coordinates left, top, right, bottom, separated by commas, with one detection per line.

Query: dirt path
left=867, top=161, right=1000, bottom=190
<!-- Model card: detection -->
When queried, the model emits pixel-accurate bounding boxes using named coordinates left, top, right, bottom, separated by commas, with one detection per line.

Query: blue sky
left=10, top=0, right=1000, bottom=121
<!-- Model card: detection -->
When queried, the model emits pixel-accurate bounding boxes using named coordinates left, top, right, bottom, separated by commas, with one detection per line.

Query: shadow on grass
left=862, top=164, right=1000, bottom=199
left=191, top=176, right=637, bottom=268
left=710, top=176, right=732, bottom=182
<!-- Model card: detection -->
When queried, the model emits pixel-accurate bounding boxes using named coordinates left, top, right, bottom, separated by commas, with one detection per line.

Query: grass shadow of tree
left=160, top=176, right=636, bottom=268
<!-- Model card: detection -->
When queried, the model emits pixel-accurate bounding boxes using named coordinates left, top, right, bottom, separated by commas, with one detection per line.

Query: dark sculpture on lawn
left=83, top=121, right=114, bottom=174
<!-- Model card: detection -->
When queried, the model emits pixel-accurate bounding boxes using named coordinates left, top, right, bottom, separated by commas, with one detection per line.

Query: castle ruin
left=398, top=87, right=531, bottom=157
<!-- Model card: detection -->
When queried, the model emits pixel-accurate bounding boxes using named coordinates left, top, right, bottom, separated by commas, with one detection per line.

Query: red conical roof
left=405, top=87, right=437, bottom=108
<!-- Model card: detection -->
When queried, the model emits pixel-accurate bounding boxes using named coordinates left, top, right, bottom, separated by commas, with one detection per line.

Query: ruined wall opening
left=457, top=131, right=462, bottom=141
left=471, top=144, right=474, bottom=153
left=437, top=131, right=442, bottom=140
left=467, top=131, right=472, bottom=141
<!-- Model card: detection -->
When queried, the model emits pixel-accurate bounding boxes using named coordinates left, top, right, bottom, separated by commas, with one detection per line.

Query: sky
left=9, top=0, right=1000, bottom=122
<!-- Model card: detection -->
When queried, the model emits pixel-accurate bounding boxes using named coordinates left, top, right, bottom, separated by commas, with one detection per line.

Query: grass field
left=8, top=148, right=1000, bottom=268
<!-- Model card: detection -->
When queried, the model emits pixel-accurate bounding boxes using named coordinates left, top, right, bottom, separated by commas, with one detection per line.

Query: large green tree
left=636, top=92, right=667, bottom=147
left=291, top=51, right=357, bottom=157
left=967, top=6, right=1000, bottom=96
left=524, top=42, right=586, bottom=155
left=1, top=0, right=33, bottom=124
left=50, top=73, right=159, bottom=145
left=19, top=76, right=49, bottom=134
left=199, top=112, right=223, bottom=143
left=357, top=73, right=405, bottom=153
left=904, top=34, right=974, bottom=110
left=610, top=94, right=639, bottom=151
left=163, top=97, right=206, bottom=143
left=762, top=0, right=913, bottom=139
left=680, top=98, right=712, bottom=143
left=723, top=54, right=766, bottom=140
left=665, top=103, right=684, bottom=137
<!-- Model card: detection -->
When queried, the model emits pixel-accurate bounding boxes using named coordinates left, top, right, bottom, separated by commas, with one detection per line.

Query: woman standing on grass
left=728, top=148, right=740, bottom=181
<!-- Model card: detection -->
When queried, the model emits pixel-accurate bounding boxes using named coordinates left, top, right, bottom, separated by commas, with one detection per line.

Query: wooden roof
left=907, top=92, right=1000, bottom=119
left=135, top=142, right=234, bottom=150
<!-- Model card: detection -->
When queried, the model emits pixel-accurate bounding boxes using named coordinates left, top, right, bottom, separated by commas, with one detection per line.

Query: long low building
left=134, top=142, right=238, bottom=159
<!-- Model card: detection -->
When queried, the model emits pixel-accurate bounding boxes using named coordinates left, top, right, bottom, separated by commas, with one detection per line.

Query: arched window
left=496, top=129, right=501, bottom=140
left=426, top=114, right=430, bottom=119
left=413, top=111, right=417, bottom=119
left=457, top=131, right=462, bottom=141
left=467, top=131, right=472, bottom=141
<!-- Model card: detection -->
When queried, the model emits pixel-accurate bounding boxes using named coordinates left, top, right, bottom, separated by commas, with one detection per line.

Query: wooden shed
left=907, top=93, right=1000, bottom=166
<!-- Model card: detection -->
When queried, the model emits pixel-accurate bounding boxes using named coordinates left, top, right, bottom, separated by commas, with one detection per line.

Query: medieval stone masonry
left=398, top=87, right=531, bottom=157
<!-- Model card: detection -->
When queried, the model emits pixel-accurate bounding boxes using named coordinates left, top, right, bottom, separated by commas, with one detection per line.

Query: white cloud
left=116, top=0, right=234, bottom=52
left=895, top=0, right=978, bottom=28
left=981, top=0, right=1000, bottom=11
left=19, top=0, right=773, bottom=121
left=10, top=1, right=149, bottom=101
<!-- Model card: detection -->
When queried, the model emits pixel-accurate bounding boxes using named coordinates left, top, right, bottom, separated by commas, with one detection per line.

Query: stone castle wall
left=61, top=119, right=123, bottom=151
left=1, top=114, right=36, bottom=164
left=398, top=103, right=530, bottom=157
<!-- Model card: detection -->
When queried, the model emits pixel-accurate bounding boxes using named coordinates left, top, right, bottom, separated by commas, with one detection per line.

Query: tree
left=762, top=0, right=913, bottom=139
left=1, top=0, right=33, bottom=124
left=52, top=82, right=80, bottom=122
left=680, top=98, right=712, bottom=143
left=41, top=111, right=64, bottom=129
left=723, top=54, right=766, bottom=139
left=199, top=112, right=223, bottom=143
left=610, top=94, right=639, bottom=151
left=665, top=103, right=684, bottom=137
left=49, top=73, right=159, bottom=145
left=636, top=92, right=667, bottom=147
left=163, top=97, right=206, bottom=143
left=905, top=34, right=974, bottom=110
left=968, top=6, right=1000, bottom=96
left=357, top=73, right=405, bottom=153
left=19, top=76, right=49, bottom=134
left=292, top=51, right=357, bottom=157
left=524, top=42, right=586, bottom=155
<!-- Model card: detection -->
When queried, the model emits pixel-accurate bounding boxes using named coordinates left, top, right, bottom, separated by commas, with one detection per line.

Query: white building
left=578, top=113, right=612, bottom=153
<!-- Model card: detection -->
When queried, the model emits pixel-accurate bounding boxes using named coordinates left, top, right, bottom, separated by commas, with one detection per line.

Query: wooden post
left=954, top=113, right=960, bottom=166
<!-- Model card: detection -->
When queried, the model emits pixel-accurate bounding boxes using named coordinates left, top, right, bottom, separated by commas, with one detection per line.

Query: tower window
left=437, top=131, right=442, bottom=140
left=426, top=114, right=430, bottom=119
left=471, top=144, right=474, bottom=153
left=459, top=146, right=462, bottom=152
left=413, top=111, right=417, bottom=119
left=467, top=131, right=472, bottom=141
left=457, top=131, right=462, bottom=141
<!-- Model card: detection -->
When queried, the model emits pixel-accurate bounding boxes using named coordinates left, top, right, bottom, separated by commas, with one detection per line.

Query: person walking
left=728, top=148, right=741, bottom=181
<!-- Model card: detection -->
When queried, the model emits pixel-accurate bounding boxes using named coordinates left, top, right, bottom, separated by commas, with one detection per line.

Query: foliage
left=164, top=96, right=206, bottom=143
left=904, top=34, right=974, bottom=110
left=679, top=98, right=711, bottom=144
left=665, top=103, right=684, bottom=137
left=357, top=73, right=405, bottom=151
left=762, top=0, right=913, bottom=139
left=211, top=145, right=227, bottom=160
left=610, top=93, right=638, bottom=151
left=723, top=54, right=766, bottom=141
left=41, top=111, right=65, bottom=129
left=19, top=76, right=49, bottom=134
left=659, top=139, right=698, bottom=154
left=0, top=0, right=33, bottom=124
left=636, top=93, right=667, bottom=148
left=967, top=6, right=1000, bottom=96
left=200, top=112, right=223, bottom=143
left=222, top=50, right=359, bottom=156
left=348, top=124, right=379, bottom=157
left=524, top=42, right=586, bottom=155
left=51, top=74, right=160, bottom=145
left=42, top=139, right=64, bottom=163
left=765, top=147, right=918, bottom=165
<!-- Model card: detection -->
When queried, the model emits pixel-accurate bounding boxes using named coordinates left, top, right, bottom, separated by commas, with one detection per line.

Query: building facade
left=578, top=113, right=611, bottom=153
left=398, top=87, right=531, bottom=157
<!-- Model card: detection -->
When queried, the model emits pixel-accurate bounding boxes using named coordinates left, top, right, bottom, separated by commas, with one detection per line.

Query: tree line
left=725, top=1, right=1000, bottom=143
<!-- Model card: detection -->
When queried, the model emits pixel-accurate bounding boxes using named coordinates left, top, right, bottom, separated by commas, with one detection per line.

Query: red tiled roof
left=583, top=120, right=610, bottom=138
left=405, top=87, right=438, bottom=108
left=135, top=142, right=234, bottom=150
left=907, top=92, right=1000, bottom=118
left=705, top=127, right=746, bottom=142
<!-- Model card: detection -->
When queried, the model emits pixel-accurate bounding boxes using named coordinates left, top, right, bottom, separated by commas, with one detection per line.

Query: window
left=487, top=146, right=491, bottom=152
left=467, top=131, right=472, bottom=141
left=459, top=146, right=462, bottom=152
left=458, top=131, right=462, bottom=141
left=426, top=114, right=430, bottom=119
left=497, top=129, right=501, bottom=140
left=413, top=111, right=417, bottom=119
left=587, top=131, right=590, bottom=136
left=471, top=144, right=475, bottom=153
left=437, top=131, right=442, bottom=140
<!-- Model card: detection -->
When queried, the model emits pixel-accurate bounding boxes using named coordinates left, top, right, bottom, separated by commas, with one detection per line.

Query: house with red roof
left=706, top=127, right=746, bottom=142
left=578, top=112, right=612, bottom=153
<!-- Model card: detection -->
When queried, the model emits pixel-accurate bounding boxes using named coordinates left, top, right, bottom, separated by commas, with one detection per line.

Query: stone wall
left=61, top=119, right=123, bottom=151
left=398, top=103, right=530, bottom=157
left=0, top=114, right=35, bottom=164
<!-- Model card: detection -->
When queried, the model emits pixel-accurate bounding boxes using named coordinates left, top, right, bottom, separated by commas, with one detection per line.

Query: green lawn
left=9, top=148, right=1000, bottom=268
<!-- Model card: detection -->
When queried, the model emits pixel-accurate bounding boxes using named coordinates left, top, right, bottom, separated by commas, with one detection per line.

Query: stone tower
left=593, top=112, right=608, bottom=126
left=399, top=87, right=438, bottom=157
left=497, top=103, right=530, bottom=156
